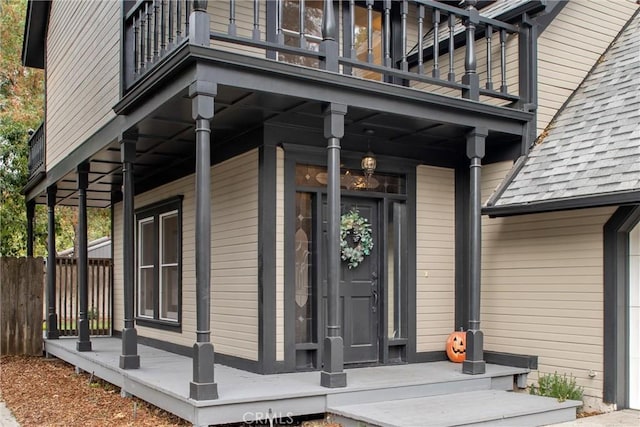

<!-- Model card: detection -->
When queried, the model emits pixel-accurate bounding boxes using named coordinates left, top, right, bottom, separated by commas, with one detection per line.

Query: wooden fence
left=54, top=257, right=112, bottom=336
left=1, top=257, right=44, bottom=356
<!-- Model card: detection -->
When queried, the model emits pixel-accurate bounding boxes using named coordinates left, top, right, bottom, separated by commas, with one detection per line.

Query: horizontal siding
left=536, top=0, right=638, bottom=135
left=112, top=150, right=259, bottom=361
left=416, top=165, right=455, bottom=352
left=481, top=207, right=615, bottom=400
left=46, top=0, right=119, bottom=170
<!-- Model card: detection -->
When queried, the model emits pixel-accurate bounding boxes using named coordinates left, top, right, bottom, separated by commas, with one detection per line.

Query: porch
left=45, top=337, right=580, bottom=427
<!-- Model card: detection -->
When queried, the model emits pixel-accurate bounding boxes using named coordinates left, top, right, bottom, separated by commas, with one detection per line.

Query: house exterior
left=21, top=0, right=638, bottom=412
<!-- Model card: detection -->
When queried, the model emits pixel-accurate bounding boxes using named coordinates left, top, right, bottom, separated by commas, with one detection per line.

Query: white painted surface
left=629, top=222, right=640, bottom=409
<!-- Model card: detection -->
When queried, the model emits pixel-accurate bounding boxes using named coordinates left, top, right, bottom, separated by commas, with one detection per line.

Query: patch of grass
left=529, top=371, right=584, bottom=403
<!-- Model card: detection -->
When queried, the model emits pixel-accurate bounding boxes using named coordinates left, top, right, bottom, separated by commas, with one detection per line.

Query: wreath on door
left=340, top=209, right=374, bottom=269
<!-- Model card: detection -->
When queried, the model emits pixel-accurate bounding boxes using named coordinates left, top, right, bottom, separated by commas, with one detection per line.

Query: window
left=136, top=197, right=182, bottom=329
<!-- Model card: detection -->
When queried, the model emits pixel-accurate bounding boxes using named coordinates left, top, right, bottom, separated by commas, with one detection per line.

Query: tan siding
left=482, top=161, right=513, bottom=206
left=112, top=150, right=259, bottom=360
left=416, top=166, right=455, bottom=352
left=208, top=1, right=268, bottom=58
left=481, top=207, right=616, bottom=400
left=536, top=0, right=638, bottom=135
left=46, top=0, right=120, bottom=171
left=276, top=148, right=285, bottom=361
left=212, top=150, right=260, bottom=361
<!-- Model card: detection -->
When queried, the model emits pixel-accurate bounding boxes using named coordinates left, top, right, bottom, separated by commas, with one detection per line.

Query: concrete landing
left=329, top=389, right=581, bottom=427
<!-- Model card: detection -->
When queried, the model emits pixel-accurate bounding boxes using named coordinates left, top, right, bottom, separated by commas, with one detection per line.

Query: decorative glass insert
left=387, top=201, right=406, bottom=339
left=296, top=163, right=405, bottom=194
left=295, top=192, right=315, bottom=344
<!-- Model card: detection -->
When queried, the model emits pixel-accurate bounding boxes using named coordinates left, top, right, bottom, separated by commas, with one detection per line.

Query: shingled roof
left=484, top=11, right=640, bottom=217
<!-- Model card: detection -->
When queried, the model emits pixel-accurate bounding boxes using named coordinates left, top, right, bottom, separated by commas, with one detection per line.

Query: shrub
left=529, top=372, right=584, bottom=402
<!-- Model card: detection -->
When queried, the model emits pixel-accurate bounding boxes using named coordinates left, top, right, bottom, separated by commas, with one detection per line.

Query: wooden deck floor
left=45, top=337, right=531, bottom=426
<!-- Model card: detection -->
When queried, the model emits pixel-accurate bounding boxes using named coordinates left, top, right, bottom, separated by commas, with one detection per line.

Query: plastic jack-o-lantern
left=446, top=330, right=466, bottom=363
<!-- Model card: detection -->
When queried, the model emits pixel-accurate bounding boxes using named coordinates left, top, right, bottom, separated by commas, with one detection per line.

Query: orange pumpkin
left=446, top=330, right=466, bottom=363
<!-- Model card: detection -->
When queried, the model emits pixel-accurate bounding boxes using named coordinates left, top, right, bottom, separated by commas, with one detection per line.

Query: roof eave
left=483, top=190, right=640, bottom=218
left=22, top=0, right=50, bottom=69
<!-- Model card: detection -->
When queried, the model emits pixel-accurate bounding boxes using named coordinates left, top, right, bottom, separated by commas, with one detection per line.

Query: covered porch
left=43, top=336, right=580, bottom=427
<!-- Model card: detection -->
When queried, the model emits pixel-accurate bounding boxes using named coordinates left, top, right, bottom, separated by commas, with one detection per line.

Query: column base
left=76, top=340, right=92, bottom=352
left=462, top=329, right=485, bottom=375
left=119, top=327, right=140, bottom=369
left=321, top=371, right=347, bottom=388
left=321, top=336, right=347, bottom=388
left=46, top=314, right=59, bottom=339
left=462, top=359, right=486, bottom=375
left=190, top=342, right=218, bottom=400
left=189, top=381, right=219, bottom=401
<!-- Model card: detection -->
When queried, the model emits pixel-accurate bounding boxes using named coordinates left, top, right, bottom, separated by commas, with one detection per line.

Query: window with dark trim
left=135, top=197, right=182, bottom=330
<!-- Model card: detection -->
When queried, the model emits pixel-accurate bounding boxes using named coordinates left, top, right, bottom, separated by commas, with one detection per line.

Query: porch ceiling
left=36, top=83, right=520, bottom=209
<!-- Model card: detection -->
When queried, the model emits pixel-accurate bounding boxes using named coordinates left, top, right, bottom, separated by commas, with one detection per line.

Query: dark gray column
left=463, top=128, right=487, bottom=375
left=518, top=14, right=538, bottom=154
left=189, top=80, right=218, bottom=401
left=26, top=200, right=35, bottom=257
left=320, top=0, right=339, bottom=72
left=461, top=0, right=480, bottom=101
left=76, top=163, right=92, bottom=351
left=321, top=103, right=347, bottom=388
left=189, top=1, right=209, bottom=46
left=46, top=185, right=59, bottom=339
left=119, top=137, right=140, bottom=369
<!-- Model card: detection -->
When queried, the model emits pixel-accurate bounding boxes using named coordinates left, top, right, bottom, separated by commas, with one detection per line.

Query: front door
left=323, top=197, right=379, bottom=364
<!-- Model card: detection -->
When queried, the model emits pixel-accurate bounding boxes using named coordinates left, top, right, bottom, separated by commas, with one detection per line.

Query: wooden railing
left=27, top=122, right=45, bottom=180
left=124, top=0, right=538, bottom=108
left=54, top=257, right=112, bottom=336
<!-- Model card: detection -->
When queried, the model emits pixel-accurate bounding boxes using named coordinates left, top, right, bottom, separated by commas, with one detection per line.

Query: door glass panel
left=295, top=192, right=315, bottom=344
left=388, top=201, right=406, bottom=339
left=296, top=164, right=405, bottom=194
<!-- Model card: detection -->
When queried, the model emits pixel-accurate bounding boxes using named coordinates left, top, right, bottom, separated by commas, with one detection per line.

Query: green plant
left=529, top=372, right=584, bottom=402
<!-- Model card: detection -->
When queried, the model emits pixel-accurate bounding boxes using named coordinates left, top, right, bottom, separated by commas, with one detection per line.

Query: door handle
left=372, top=289, right=378, bottom=305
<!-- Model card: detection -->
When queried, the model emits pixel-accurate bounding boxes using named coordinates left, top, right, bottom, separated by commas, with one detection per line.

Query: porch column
left=189, top=81, right=219, bottom=401
left=76, top=163, right=92, bottom=351
left=462, top=0, right=480, bottom=101
left=26, top=199, right=35, bottom=257
left=518, top=14, right=537, bottom=154
left=321, top=103, right=347, bottom=388
left=46, top=185, right=59, bottom=339
left=463, top=128, right=487, bottom=375
left=119, top=136, right=140, bottom=369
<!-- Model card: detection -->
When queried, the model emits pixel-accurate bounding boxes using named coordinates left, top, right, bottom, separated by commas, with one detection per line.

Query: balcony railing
left=27, top=122, right=45, bottom=180
left=124, top=0, right=540, bottom=108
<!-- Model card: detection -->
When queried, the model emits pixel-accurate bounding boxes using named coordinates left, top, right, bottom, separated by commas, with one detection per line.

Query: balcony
left=123, top=0, right=545, bottom=109
left=26, top=122, right=45, bottom=185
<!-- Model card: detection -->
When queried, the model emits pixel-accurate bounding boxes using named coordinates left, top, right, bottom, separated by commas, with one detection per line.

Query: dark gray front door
left=323, top=197, right=379, bottom=364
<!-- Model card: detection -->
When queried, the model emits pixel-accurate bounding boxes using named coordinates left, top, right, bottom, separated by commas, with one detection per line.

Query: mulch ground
left=0, top=355, right=340, bottom=427
left=0, top=355, right=189, bottom=426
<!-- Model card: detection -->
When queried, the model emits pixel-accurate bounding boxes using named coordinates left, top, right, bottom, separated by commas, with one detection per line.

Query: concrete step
left=328, top=389, right=581, bottom=427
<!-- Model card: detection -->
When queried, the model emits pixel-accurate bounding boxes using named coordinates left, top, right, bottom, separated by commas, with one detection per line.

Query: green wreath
left=340, top=209, right=374, bottom=269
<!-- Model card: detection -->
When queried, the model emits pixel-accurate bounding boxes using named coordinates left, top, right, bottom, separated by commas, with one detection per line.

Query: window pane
left=139, top=219, right=155, bottom=266
left=279, top=0, right=323, bottom=67
left=296, top=164, right=406, bottom=194
left=295, top=192, right=315, bottom=344
left=139, top=267, right=154, bottom=317
left=387, top=202, right=406, bottom=339
left=162, top=213, right=178, bottom=264
left=354, top=6, right=383, bottom=80
left=161, top=265, right=179, bottom=321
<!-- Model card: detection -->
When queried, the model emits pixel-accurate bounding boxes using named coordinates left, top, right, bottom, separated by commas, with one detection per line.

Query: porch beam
left=76, top=163, right=92, bottom=352
left=321, top=102, right=347, bottom=388
left=463, top=127, right=487, bottom=375
left=119, top=135, right=140, bottom=369
left=46, top=185, right=59, bottom=339
left=189, top=80, right=219, bottom=401
left=26, top=199, right=35, bottom=257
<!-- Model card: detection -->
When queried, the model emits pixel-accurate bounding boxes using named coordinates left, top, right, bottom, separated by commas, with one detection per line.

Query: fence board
left=1, top=257, right=44, bottom=356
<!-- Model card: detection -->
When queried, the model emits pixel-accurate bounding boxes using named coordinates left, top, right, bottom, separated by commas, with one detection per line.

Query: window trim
left=135, top=196, right=183, bottom=331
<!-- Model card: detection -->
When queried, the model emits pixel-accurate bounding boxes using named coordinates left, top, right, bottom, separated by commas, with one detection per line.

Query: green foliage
left=0, top=0, right=111, bottom=256
left=529, top=372, right=584, bottom=403
left=340, top=209, right=374, bottom=269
